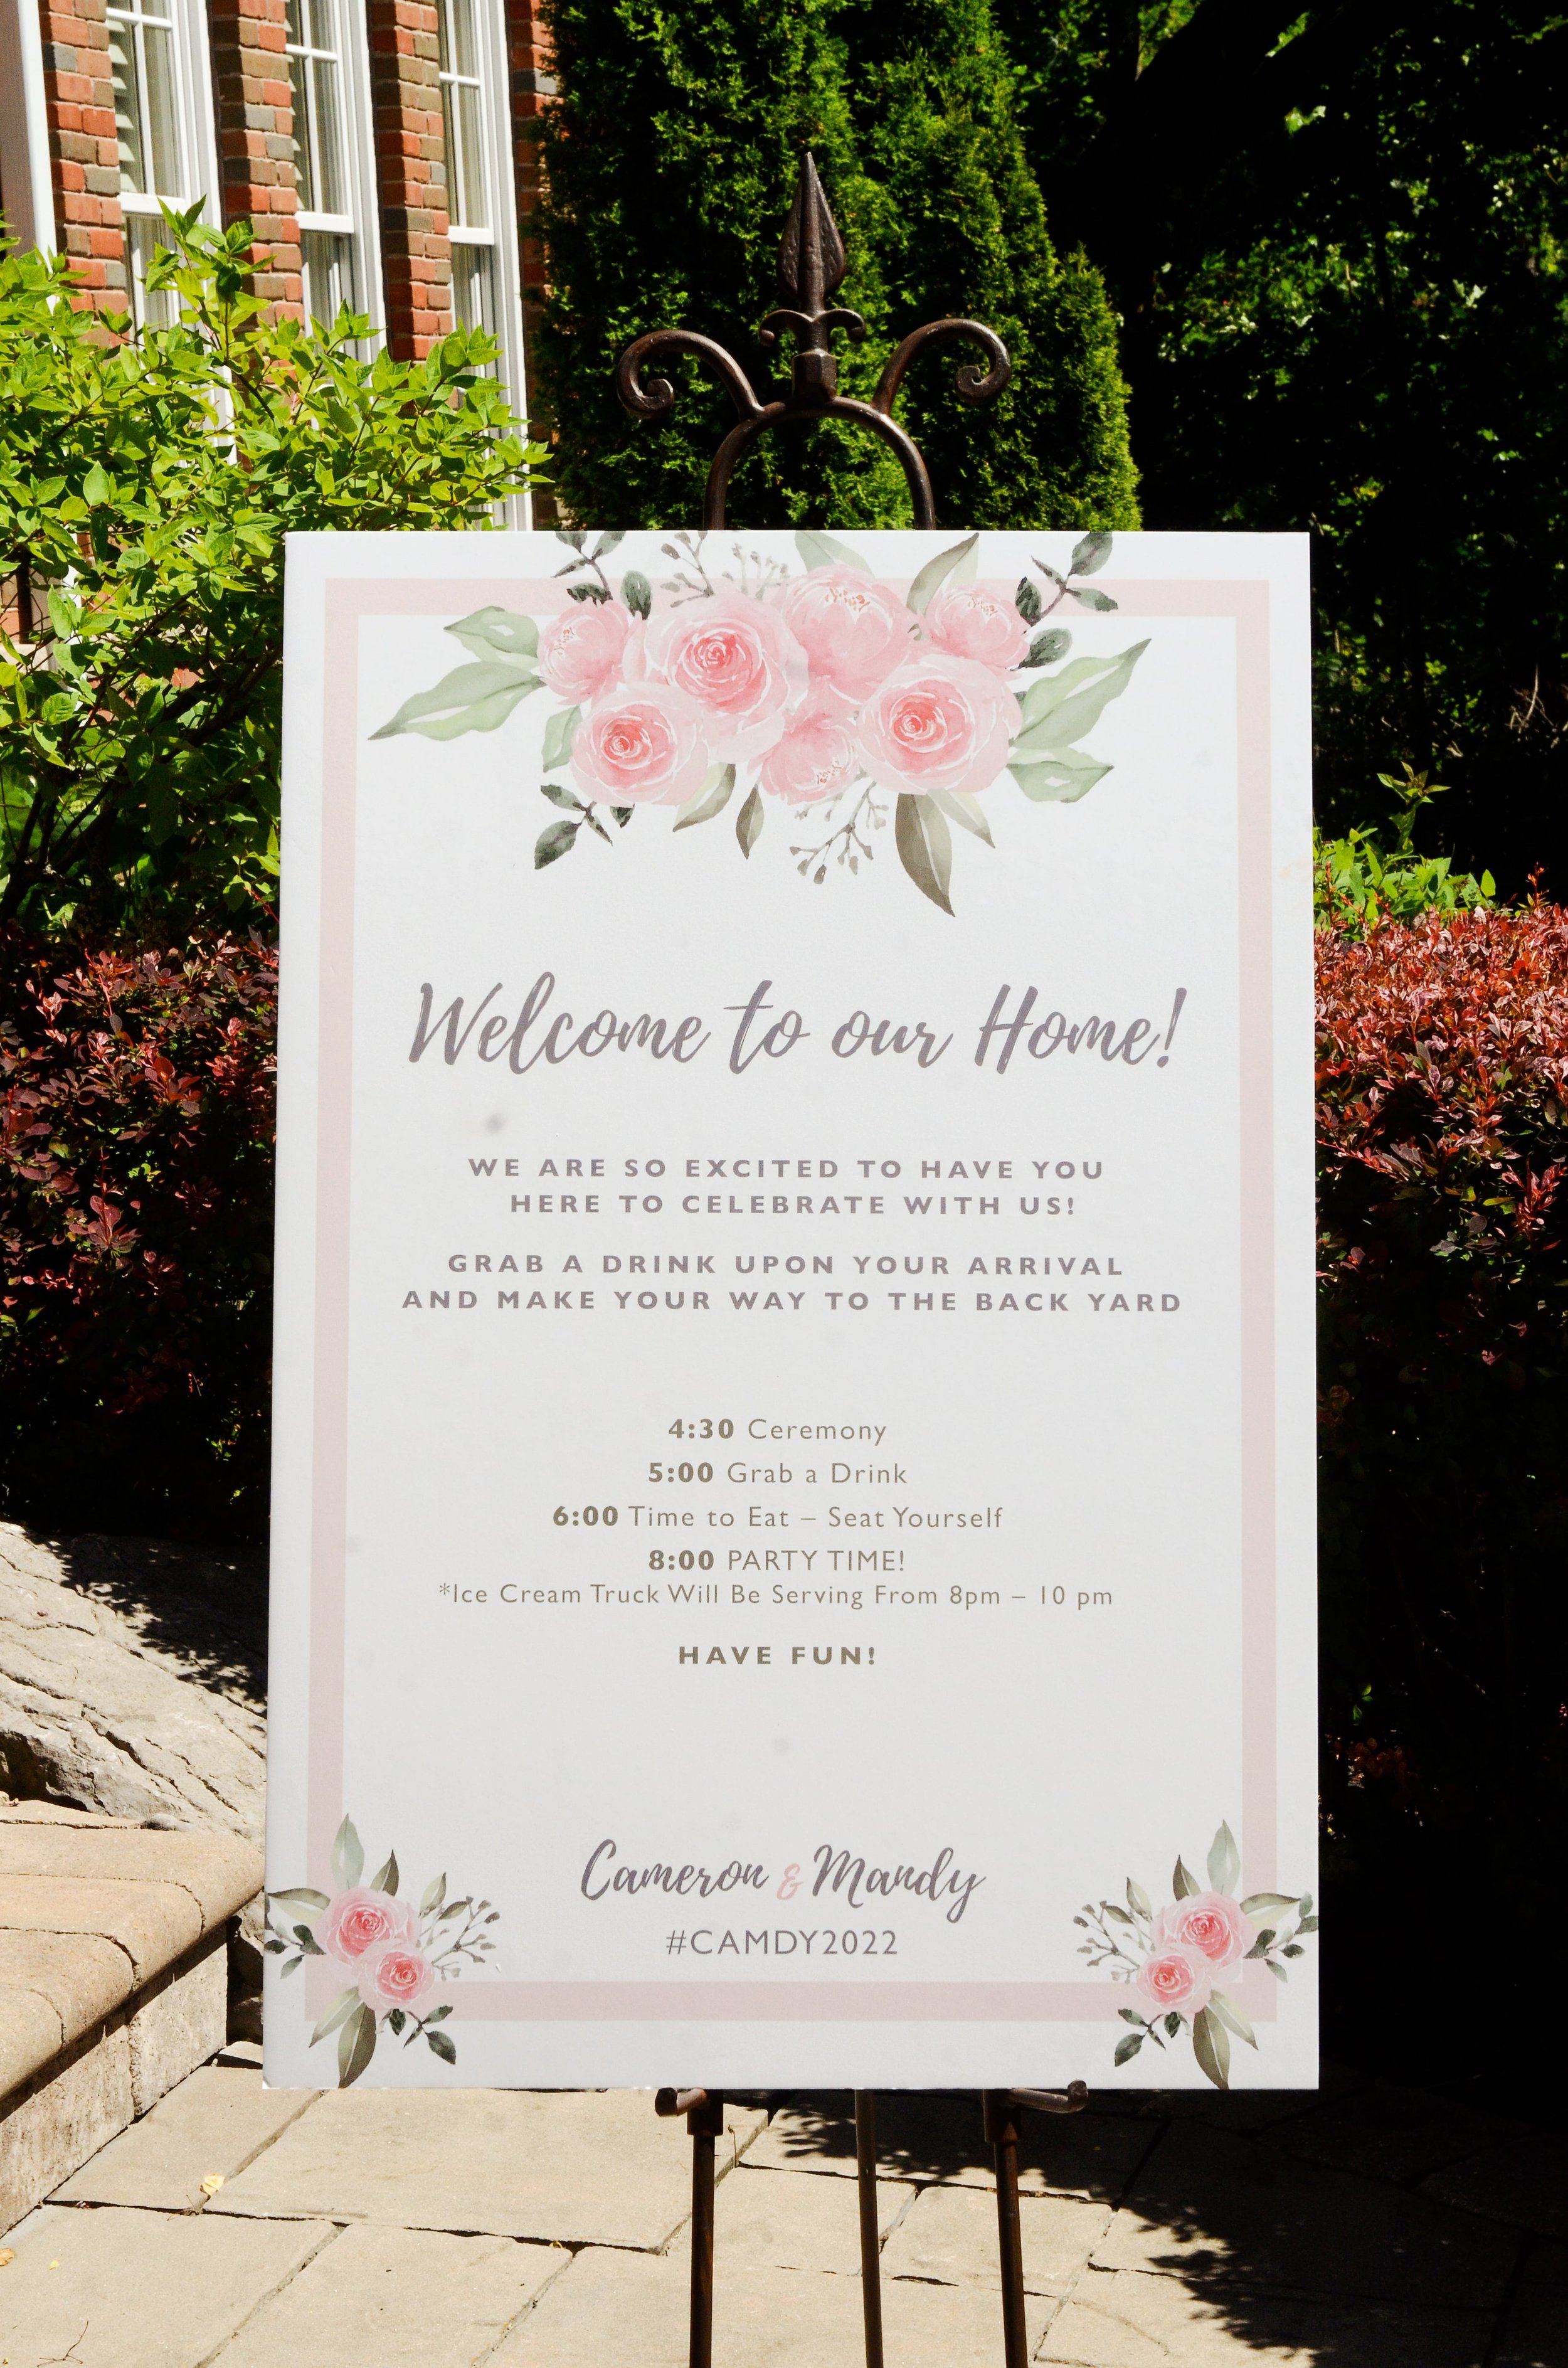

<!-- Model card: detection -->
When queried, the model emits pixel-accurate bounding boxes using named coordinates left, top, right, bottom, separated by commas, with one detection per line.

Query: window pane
left=453, top=82, right=487, bottom=228
left=143, top=21, right=182, bottom=198
left=285, top=0, right=305, bottom=43
left=129, top=212, right=179, bottom=327
left=288, top=50, right=317, bottom=210
left=442, top=0, right=479, bottom=80
left=109, top=16, right=149, bottom=194
left=450, top=242, right=495, bottom=342
left=301, top=228, right=352, bottom=327
left=312, top=55, right=346, bottom=216
left=309, top=0, right=337, bottom=54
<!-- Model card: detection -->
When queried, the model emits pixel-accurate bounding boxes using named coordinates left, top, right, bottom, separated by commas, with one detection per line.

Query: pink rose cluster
left=320, top=1886, right=436, bottom=2017
left=1133, top=1891, right=1257, bottom=2020
left=539, top=568, right=1025, bottom=810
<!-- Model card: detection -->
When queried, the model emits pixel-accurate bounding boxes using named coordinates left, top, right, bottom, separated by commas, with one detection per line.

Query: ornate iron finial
left=615, top=152, right=1012, bottom=529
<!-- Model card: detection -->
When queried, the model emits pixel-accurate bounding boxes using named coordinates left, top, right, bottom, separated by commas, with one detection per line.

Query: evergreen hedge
left=532, top=0, right=1139, bottom=531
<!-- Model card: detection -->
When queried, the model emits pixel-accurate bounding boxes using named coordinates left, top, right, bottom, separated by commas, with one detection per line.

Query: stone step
left=0, top=1802, right=262, bottom=2231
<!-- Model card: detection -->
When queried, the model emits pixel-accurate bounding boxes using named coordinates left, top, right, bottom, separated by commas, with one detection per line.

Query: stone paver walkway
left=0, top=2052, right=1562, bottom=2367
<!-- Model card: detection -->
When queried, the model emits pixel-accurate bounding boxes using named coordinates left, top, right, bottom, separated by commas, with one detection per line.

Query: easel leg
left=688, top=2091, right=723, bottom=2368
left=654, top=2089, right=725, bottom=2368
left=854, top=2091, right=884, bottom=2368
left=982, top=2091, right=1029, bottom=2368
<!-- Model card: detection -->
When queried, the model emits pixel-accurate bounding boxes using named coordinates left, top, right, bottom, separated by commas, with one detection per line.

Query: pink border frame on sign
left=300, top=573, right=1277, bottom=2029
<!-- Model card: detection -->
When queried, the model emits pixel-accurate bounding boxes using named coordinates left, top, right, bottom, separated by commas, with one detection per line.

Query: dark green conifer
left=532, top=0, right=1138, bottom=530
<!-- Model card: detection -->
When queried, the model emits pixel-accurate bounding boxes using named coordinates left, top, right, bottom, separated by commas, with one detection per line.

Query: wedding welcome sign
left=264, top=526, right=1317, bottom=2094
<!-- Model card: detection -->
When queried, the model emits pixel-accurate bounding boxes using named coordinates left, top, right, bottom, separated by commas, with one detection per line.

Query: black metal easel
left=629, top=150, right=1083, bottom=2364
left=654, top=2084, right=1089, bottom=2368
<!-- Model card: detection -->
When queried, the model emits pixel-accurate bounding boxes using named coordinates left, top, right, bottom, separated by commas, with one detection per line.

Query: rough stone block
left=489, top=2242, right=1049, bottom=2368
left=0, top=1818, right=262, bottom=1926
left=0, top=1926, right=130, bottom=2052
left=0, top=1869, right=202, bottom=1975
left=881, top=2180, right=1112, bottom=2295
left=211, top=2086, right=765, bottom=2248
left=0, top=2023, right=133, bottom=2233
left=716, top=2162, right=914, bottom=2275
left=219, top=2222, right=566, bottom=2364
left=0, top=2201, right=331, bottom=2365
left=1278, top=2082, right=1527, bottom=2184
left=1092, top=2123, right=1520, bottom=2308
left=0, top=1987, right=65, bottom=2094
left=1039, top=2265, right=1493, bottom=2366
left=55, top=2059, right=318, bottom=2210
left=1422, top=2133, right=1568, bottom=2243
left=127, top=1930, right=230, bottom=2111
left=749, top=2093, right=1155, bottom=2200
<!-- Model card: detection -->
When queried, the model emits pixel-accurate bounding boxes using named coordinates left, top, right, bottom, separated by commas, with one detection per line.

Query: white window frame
left=285, top=0, right=383, bottom=338
left=437, top=0, right=531, bottom=524
left=105, top=0, right=221, bottom=323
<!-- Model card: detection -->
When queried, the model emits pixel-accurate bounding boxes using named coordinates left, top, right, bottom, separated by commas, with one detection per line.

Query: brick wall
left=208, top=0, right=304, bottom=316
left=38, top=0, right=126, bottom=311
left=502, top=0, right=550, bottom=368
left=366, top=0, right=451, bottom=356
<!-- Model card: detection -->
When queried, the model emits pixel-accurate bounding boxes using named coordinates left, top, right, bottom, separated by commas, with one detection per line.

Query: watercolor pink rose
left=265, top=1816, right=499, bottom=2086
left=373, top=528, right=1148, bottom=916
left=1076, top=1821, right=1318, bottom=2090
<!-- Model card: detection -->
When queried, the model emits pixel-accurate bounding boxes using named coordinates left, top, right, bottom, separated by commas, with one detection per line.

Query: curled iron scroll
left=611, top=156, right=1013, bottom=529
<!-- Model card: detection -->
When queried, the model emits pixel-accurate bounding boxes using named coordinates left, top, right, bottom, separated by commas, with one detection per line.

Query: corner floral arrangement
left=1076, top=1821, right=1317, bottom=2089
left=265, top=1816, right=499, bottom=2086
left=373, top=528, right=1147, bottom=915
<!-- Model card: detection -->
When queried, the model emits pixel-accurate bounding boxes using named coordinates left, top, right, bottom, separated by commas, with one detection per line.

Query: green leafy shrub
left=1316, top=902, right=1568, bottom=2057
left=0, top=212, right=545, bottom=943
left=0, top=930, right=277, bottom=1537
left=1315, top=766, right=1497, bottom=938
left=532, top=0, right=1138, bottom=531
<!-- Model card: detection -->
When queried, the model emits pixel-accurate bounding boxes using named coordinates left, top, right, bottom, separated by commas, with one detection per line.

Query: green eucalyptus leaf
left=310, top=1988, right=361, bottom=2046
left=268, top=1888, right=329, bottom=1915
left=1207, top=1822, right=1241, bottom=1897
left=1192, top=2005, right=1231, bottom=2091
left=371, top=659, right=539, bottom=742
left=331, top=1816, right=363, bottom=1892
left=674, top=763, right=736, bottom=831
left=795, top=529, right=871, bottom=575
left=1010, top=748, right=1111, bottom=803
left=536, top=817, right=580, bottom=868
left=541, top=780, right=583, bottom=811
left=894, top=792, right=954, bottom=915
left=1127, top=1878, right=1153, bottom=1921
left=1017, top=642, right=1148, bottom=747
left=445, top=605, right=539, bottom=660
left=927, top=783, right=993, bottom=846
left=1014, top=575, right=1044, bottom=625
left=907, top=533, right=978, bottom=615
left=420, top=1874, right=448, bottom=1916
left=1027, top=627, right=1071, bottom=667
left=1073, top=585, right=1119, bottom=612
left=735, top=782, right=764, bottom=857
left=621, top=569, right=653, bottom=619
left=541, top=703, right=582, bottom=773
left=1070, top=530, right=1113, bottom=576
left=426, top=2026, right=458, bottom=2065
left=1114, top=2031, right=1144, bottom=2066
left=1172, top=1856, right=1199, bottom=1901
left=337, top=2000, right=378, bottom=2088
left=1207, top=1988, right=1258, bottom=2048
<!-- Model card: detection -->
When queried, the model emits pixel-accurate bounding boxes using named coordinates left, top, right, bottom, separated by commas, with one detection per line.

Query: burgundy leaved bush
left=1, top=904, right=1565, bottom=2047
left=0, top=933, right=277, bottom=1536
left=1315, top=904, right=1568, bottom=2039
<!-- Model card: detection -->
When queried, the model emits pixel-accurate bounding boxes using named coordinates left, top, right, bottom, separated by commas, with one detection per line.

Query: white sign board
left=265, top=528, right=1317, bottom=2094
